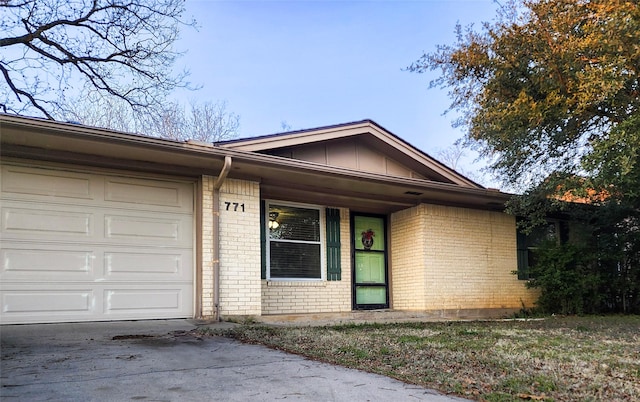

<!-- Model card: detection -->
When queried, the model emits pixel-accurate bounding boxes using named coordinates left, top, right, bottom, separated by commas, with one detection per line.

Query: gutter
left=212, top=156, right=232, bottom=321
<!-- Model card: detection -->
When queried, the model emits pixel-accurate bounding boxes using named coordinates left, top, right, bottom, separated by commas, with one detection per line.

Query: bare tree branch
left=64, top=93, right=240, bottom=143
left=0, top=0, right=195, bottom=120
left=0, top=62, right=53, bottom=118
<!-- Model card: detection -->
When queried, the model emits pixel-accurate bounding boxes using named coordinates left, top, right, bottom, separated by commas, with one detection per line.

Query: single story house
left=0, top=114, right=537, bottom=324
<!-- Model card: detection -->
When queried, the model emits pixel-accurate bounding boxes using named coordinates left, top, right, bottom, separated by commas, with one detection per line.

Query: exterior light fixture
left=268, top=212, right=280, bottom=229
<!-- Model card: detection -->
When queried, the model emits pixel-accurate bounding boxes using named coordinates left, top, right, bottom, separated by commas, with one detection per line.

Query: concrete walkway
left=0, top=319, right=469, bottom=401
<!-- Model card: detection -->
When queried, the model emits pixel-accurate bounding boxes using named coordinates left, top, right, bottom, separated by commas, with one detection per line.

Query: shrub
left=526, top=242, right=601, bottom=314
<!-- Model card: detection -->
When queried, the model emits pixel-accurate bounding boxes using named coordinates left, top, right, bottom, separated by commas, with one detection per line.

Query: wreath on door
left=361, top=229, right=375, bottom=250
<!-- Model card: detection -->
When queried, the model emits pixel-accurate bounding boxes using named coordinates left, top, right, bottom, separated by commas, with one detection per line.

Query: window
left=266, top=202, right=323, bottom=280
left=516, top=221, right=564, bottom=280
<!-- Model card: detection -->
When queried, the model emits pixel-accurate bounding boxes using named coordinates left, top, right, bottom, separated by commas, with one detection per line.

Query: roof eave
left=1, top=114, right=511, bottom=213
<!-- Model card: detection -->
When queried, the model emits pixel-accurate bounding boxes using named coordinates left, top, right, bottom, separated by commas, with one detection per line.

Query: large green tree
left=410, top=0, right=640, bottom=313
left=410, top=0, right=639, bottom=190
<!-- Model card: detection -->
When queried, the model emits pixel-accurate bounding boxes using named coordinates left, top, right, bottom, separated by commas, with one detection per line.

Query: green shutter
left=325, top=208, right=341, bottom=281
left=516, top=231, right=529, bottom=280
left=260, top=200, right=266, bottom=279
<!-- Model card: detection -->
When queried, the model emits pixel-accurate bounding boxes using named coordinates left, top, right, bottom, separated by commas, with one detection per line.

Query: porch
left=250, top=308, right=523, bottom=326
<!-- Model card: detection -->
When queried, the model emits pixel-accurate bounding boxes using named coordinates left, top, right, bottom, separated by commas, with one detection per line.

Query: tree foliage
left=0, top=0, right=194, bottom=120
left=409, top=0, right=640, bottom=190
left=411, top=0, right=640, bottom=314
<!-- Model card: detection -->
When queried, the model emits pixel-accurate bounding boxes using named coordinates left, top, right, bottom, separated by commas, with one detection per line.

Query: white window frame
left=265, top=200, right=326, bottom=281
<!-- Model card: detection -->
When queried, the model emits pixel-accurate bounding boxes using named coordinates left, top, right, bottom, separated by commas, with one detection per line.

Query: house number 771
left=224, top=202, right=245, bottom=212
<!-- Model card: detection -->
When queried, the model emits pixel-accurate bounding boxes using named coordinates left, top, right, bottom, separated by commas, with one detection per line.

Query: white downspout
left=212, top=156, right=232, bottom=321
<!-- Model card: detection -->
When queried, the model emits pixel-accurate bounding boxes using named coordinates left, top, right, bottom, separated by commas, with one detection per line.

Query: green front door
left=352, top=213, right=389, bottom=309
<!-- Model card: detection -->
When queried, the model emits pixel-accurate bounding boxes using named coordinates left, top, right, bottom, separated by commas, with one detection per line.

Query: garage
left=1, top=162, right=195, bottom=324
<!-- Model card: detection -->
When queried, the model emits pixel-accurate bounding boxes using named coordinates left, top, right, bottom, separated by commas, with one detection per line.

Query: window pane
left=527, top=223, right=558, bottom=246
left=269, top=205, right=320, bottom=241
left=270, top=242, right=321, bottom=278
left=356, top=286, right=386, bottom=304
left=353, top=215, right=385, bottom=251
left=355, top=252, right=385, bottom=284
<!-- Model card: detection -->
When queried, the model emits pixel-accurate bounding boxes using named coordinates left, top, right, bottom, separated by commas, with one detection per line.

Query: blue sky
left=173, top=0, right=500, bottom=183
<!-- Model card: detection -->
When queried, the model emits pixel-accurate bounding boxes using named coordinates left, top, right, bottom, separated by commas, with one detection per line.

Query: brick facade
left=206, top=181, right=535, bottom=319
left=390, top=205, right=428, bottom=310
left=391, top=204, right=537, bottom=313
left=217, top=179, right=262, bottom=316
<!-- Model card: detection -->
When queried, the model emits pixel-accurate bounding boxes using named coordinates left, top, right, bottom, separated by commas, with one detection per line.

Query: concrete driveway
left=1, top=320, right=468, bottom=401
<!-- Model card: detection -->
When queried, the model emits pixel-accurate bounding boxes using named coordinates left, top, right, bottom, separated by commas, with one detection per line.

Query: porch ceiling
left=232, top=159, right=509, bottom=214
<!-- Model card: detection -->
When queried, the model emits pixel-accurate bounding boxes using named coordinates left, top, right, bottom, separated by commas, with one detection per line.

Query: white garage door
left=0, top=162, right=195, bottom=324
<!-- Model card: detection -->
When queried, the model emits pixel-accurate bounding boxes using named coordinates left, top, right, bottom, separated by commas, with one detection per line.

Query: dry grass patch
left=200, top=316, right=640, bottom=401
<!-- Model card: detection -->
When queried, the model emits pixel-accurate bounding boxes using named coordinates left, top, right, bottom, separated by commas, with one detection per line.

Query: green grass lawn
left=201, top=315, right=640, bottom=401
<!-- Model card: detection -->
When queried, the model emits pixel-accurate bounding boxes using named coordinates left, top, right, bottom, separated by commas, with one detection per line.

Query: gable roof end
left=217, top=120, right=482, bottom=189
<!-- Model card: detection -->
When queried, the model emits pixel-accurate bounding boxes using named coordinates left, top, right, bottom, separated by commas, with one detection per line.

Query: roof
left=0, top=113, right=510, bottom=214
left=217, top=119, right=482, bottom=188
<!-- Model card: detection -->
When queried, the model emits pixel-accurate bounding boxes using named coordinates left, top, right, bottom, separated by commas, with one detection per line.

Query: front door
left=352, top=213, right=389, bottom=309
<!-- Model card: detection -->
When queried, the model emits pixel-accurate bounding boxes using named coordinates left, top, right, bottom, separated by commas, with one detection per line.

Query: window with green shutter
left=260, top=202, right=341, bottom=281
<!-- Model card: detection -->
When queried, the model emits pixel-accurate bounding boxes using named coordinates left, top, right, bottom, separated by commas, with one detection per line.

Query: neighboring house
left=0, top=114, right=537, bottom=324
left=515, top=182, right=611, bottom=281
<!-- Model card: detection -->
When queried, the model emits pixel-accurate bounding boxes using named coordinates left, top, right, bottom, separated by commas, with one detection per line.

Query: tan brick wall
left=200, top=176, right=215, bottom=317
left=390, top=205, right=428, bottom=310
left=391, top=204, right=537, bottom=311
left=218, top=179, right=262, bottom=316
left=261, top=207, right=352, bottom=314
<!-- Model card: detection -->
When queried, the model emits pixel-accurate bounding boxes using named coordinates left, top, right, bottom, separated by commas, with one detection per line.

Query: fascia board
left=217, top=122, right=372, bottom=151
left=364, top=124, right=482, bottom=188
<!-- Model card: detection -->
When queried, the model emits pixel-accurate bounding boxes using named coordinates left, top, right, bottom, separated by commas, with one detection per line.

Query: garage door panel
left=1, top=165, right=95, bottom=200
left=2, top=165, right=193, bottom=214
left=1, top=288, right=95, bottom=314
left=1, top=245, right=94, bottom=281
left=105, top=178, right=189, bottom=209
left=104, top=251, right=191, bottom=281
left=1, top=284, right=192, bottom=323
left=3, top=203, right=191, bottom=247
left=3, top=207, right=93, bottom=237
left=0, top=162, right=195, bottom=324
left=105, top=288, right=186, bottom=313
left=104, top=214, right=190, bottom=245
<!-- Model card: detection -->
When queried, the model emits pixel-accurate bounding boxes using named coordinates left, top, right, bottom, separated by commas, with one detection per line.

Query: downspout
left=212, top=156, right=232, bottom=321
